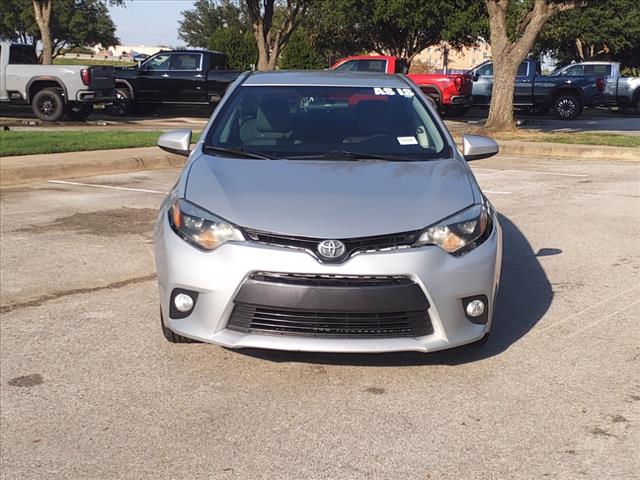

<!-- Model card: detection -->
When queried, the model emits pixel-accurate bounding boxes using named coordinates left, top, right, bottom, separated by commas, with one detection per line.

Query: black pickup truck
left=469, top=58, right=606, bottom=119
left=109, top=49, right=242, bottom=115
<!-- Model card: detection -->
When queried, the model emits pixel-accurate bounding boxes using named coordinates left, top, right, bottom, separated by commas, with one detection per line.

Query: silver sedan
left=154, top=71, right=502, bottom=353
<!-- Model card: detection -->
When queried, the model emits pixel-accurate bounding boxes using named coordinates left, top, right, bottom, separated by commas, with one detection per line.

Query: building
left=411, top=41, right=491, bottom=73
left=93, top=44, right=166, bottom=58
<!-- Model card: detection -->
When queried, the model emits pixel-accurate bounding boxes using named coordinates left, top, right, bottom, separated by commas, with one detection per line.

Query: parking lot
left=1, top=152, right=638, bottom=479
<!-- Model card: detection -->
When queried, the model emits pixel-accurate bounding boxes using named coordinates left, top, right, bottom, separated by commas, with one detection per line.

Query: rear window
left=206, top=85, right=448, bottom=161
left=9, top=45, right=38, bottom=64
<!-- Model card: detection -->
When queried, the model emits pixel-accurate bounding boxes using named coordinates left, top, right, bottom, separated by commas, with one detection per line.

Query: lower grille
left=228, top=305, right=432, bottom=338
left=250, top=272, right=413, bottom=287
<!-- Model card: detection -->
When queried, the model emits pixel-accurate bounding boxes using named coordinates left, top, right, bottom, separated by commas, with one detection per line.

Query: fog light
left=169, top=288, right=199, bottom=319
left=466, top=299, right=485, bottom=318
left=174, top=293, right=194, bottom=313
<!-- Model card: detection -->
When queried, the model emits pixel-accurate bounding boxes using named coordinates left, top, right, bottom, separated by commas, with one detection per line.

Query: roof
left=242, top=70, right=409, bottom=88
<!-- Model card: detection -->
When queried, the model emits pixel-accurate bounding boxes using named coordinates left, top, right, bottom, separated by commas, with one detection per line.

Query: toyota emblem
left=317, top=239, right=346, bottom=259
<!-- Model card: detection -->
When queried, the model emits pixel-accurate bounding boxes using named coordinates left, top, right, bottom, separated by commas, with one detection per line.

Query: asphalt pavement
left=1, top=154, right=639, bottom=479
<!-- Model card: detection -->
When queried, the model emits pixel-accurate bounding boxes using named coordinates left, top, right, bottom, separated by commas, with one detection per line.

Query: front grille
left=227, top=304, right=433, bottom=338
left=243, top=228, right=420, bottom=262
left=249, top=272, right=413, bottom=287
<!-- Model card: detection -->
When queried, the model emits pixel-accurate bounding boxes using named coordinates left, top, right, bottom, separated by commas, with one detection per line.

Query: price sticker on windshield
left=374, top=87, right=415, bottom=97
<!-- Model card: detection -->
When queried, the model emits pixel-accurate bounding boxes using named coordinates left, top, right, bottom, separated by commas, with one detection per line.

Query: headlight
left=168, top=199, right=244, bottom=251
left=415, top=203, right=492, bottom=255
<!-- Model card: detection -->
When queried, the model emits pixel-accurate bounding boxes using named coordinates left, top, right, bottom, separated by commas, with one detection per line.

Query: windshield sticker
left=374, top=87, right=415, bottom=97
left=397, top=136, right=419, bottom=145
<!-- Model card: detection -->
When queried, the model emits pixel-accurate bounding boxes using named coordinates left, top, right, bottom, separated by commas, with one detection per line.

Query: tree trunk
left=33, top=0, right=53, bottom=65
left=484, top=0, right=575, bottom=131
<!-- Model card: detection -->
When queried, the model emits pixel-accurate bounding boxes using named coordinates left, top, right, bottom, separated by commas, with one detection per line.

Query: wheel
left=31, top=88, right=65, bottom=121
left=64, top=102, right=93, bottom=121
left=160, top=310, right=200, bottom=343
left=553, top=94, right=581, bottom=120
left=106, top=88, right=131, bottom=116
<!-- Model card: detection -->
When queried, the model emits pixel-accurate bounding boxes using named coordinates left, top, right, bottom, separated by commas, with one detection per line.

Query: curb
left=1, top=141, right=637, bottom=187
left=1, top=147, right=187, bottom=186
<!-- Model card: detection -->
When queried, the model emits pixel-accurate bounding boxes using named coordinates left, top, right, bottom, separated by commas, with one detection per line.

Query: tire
left=160, top=310, right=200, bottom=344
left=553, top=94, right=582, bottom=120
left=64, top=102, right=93, bottom=121
left=31, top=88, right=65, bottom=121
left=106, top=87, right=131, bottom=116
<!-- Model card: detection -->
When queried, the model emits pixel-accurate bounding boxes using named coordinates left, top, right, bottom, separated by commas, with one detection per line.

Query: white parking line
left=47, top=180, right=167, bottom=195
left=483, top=190, right=512, bottom=195
left=474, top=168, right=588, bottom=178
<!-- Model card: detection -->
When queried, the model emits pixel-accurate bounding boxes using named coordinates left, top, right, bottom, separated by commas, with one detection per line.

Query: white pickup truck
left=0, top=42, right=116, bottom=121
left=553, top=61, right=640, bottom=114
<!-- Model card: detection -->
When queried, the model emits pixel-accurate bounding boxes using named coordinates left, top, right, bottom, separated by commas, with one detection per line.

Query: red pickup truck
left=331, top=55, right=472, bottom=116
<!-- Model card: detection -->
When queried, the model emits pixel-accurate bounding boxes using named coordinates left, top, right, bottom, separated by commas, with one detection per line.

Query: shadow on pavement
left=235, top=214, right=554, bottom=366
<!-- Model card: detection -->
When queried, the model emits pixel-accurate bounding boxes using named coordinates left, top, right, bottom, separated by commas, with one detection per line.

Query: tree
left=483, top=0, right=576, bottom=131
left=1, top=0, right=120, bottom=62
left=536, top=0, right=640, bottom=68
left=209, top=27, right=257, bottom=70
left=33, top=1, right=53, bottom=63
left=245, top=0, right=309, bottom=70
left=279, top=29, right=325, bottom=69
left=179, top=0, right=249, bottom=48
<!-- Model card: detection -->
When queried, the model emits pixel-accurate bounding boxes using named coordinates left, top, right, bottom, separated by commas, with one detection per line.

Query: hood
left=185, top=155, right=475, bottom=238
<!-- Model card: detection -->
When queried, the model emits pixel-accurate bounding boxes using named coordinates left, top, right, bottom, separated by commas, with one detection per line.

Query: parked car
left=0, top=42, right=116, bottom=121
left=331, top=55, right=473, bottom=116
left=108, top=49, right=242, bottom=116
left=552, top=61, right=640, bottom=114
left=131, top=52, right=149, bottom=63
left=469, top=58, right=606, bottom=119
left=154, top=70, right=502, bottom=353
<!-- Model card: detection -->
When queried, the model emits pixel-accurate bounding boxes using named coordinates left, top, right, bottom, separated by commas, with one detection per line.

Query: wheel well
left=28, top=80, right=65, bottom=103
left=552, top=88, right=582, bottom=105
left=419, top=85, right=442, bottom=104
left=115, top=80, right=134, bottom=98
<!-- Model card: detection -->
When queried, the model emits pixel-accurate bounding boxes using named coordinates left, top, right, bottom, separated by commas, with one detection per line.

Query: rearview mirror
left=158, top=129, right=192, bottom=157
left=462, top=134, right=499, bottom=161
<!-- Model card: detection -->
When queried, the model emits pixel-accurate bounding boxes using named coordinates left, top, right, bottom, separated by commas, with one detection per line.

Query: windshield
left=205, top=85, right=448, bottom=160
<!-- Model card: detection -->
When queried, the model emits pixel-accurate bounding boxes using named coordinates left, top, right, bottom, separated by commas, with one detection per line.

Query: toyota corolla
left=154, top=71, right=502, bottom=353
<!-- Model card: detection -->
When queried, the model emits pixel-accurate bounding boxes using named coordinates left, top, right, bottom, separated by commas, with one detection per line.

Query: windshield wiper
left=203, top=145, right=279, bottom=160
left=289, top=150, right=415, bottom=161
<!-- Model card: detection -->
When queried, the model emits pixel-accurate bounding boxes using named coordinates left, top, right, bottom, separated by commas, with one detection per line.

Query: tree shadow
left=234, top=213, right=553, bottom=366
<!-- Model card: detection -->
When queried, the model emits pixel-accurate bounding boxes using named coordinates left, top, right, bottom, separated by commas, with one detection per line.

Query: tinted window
left=357, top=60, right=386, bottom=72
left=143, top=53, right=171, bottom=71
left=517, top=62, right=529, bottom=77
left=9, top=45, right=38, bottom=64
left=334, top=60, right=358, bottom=71
left=209, top=53, right=229, bottom=70
left=206, top=85, right=447, bottom=160
left=476, top=63, right=493, bottom=76
left=585, top=64, right=611, bottom=76
left=171, top=53, right=201, bottom=71
left=564, top=65, right=584, bottom=76
left=396, top=59, right=409, bottom=74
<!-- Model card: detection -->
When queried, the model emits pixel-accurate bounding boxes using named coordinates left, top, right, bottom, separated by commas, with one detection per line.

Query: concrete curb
left=1, top=147, right=186, bottom=186
left=1, top=140, right=637, bottom=187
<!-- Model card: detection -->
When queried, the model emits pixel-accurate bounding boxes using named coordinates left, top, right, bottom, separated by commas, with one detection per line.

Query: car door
left=472, top=62, right=493, bottom=105
left=514, top=61, right=533, bottom=105
left=167, top=53, right=206, bottom=103
left=136, top=53, right=172, bottom=102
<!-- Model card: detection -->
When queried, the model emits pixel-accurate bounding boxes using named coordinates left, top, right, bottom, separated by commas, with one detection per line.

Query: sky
left=108, top=0, right=196, bottom=48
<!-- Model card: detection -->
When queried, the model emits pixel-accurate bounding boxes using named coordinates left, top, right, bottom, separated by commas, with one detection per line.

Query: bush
left=279, top=30, right=326, bottom=70
left=209, top=27, right=257, bottom=71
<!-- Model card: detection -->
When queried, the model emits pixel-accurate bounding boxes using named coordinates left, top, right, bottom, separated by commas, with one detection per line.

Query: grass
left=0, top=131, right=201, bottom=157
left=53, top=57, right=136, bottom=67
left=454, top=129, right=640, bottom=149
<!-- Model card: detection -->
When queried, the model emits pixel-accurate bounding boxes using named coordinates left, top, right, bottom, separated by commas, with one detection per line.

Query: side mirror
left=158, top=129, right=192, bottom=157
left=462, top=134, right=499, bottom=161
left=472, top=73, right=479, bottom=82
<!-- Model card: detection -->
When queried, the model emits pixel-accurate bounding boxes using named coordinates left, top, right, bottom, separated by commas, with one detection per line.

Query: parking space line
left=47, top=180, right=167, bottom=195
left=566, top=300, right=639, bottom=338
left=474, top=168, right=588, bottom=178
left=483, top=190, right=512, bottom=195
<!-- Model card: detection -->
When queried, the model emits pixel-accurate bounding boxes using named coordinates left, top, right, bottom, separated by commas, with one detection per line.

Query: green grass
left=53, top=57, right=136, bottom=67
left=526, top=133, right=640, bottom=148
left=0, top=131, right=201, bottom=156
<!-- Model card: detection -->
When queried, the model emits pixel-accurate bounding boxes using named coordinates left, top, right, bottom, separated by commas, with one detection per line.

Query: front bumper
left=446, top=95, right=472, bottom=106
left=155, top=217, right=502, bottom=353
